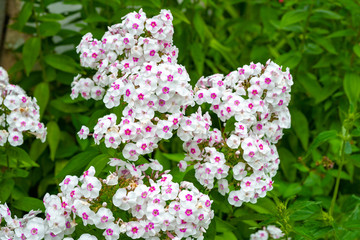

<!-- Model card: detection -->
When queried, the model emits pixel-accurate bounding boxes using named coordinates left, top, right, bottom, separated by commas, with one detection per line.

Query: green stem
left=329, top=127, right=347, bottom=217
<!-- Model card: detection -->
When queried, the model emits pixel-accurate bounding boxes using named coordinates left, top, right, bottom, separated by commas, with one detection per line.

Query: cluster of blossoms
left=72, top=9, right=194, bottom=160
left=0, top=159, right=213, bottom=239
left=0, top=67, right=46, bottom=146
left=178, top=60, right=293, bottom=206
left=250, top=225, right=285, bottom=240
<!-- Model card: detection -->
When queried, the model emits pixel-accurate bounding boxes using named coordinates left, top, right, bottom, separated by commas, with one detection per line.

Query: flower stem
left=329, top=127, right=347, bottom=217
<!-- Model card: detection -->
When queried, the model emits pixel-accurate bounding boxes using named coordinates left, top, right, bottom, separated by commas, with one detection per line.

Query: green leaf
left=280, top=9, right=308, bottom=28
left=216, top=216, right=237, bottom=232
left=13, top=2, right=33, bottom=30
left=38, top=13, right=65, bottom=22
left=22, top=37, right=41, bottom=76
left=291, top=109, right=309, bottom=150
left=0, top=179, right=15, bottom=203
left=162, top=153, right=185, bottom=162
left=169, top=8, right=190, bottom=24
left=34, top=82, right=50, bottom=119
left=276, top=51, right=302, bottom=69
left=353, top=44, right=360, bottom=58
left=209, top=39, right=237, bottom=69
left=328, top=169, right=351, bottom=180
left=193, top=12, right=206, bottom=42
left=313, top=37, right=337, bottom=54
left=327, top=29, right=356, bottom=38
left=29, top=139, right=48, bottom=161
left=84, top=14, right=108, bottom=23
left=50, top=98, right=89, bottom=113
left=6, top=146, right=39, bottom=167
left=289, top=201, right=322, bottom=221
left=283, top=182, right=302, bottom=198
left=306, top=130, right=338, bottom=158
left=12, top=197, right=45, bottom=212
left=44, top=54, right=80, bottom=74
left=56, top=149, right=99, bottom=179
left=224, top=116, right=236, bottom=133
left=312, top=9, right=343, bottom=20
left=190, top=43, right=205, bottom=76
left=39, top=22, right=61, bottom=37
left=344, top=72, right=360, bottom=105
left=86, top=154, right=110, bottom=176
left=278, top=148, right=297, bottom=182
left=47, top=121, right=61, bottom=161
left=345, top=141, right=352, bottom=154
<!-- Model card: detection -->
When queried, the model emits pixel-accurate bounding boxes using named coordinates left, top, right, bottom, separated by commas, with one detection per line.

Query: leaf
left=55, top=149, right=99, bottom=179
left=6, top=146, right=39, bottom=167
left=162, top=153, right=185, bottom=162
left=169, top=8, right=190, bottom=24
left=278, top=148, right=297, bottom=182
left=193, top=11, right=206, bottom=42
left=86, top=154, right=110, bottom=176
left=209, top=39, right=237, bottom=69
left=345, top=141, right=352, bottom=154
left=327, top=29, right=356, bottom=38
left=0, top=179, right=15, bottom=203
left=39, top=22, right=61, bottom=37
left=34, top=82, right=50, bottom=119
left=47, top=121, right=61, bottom=161
left=216, top=216, right=237, bottom=232
left=50, top=98, right=89, bottom=113
left=276, top=51, right=302, bottom=69
left=312, top=9, right=343, bottom=20
left=190, top=42, right=205, bottom=76
left=44, top=54, right=80, bottom=74
left=22, top=37, right=41, bottom=76
left=328, top=169, right=351, bottom=180
left=289, top=201, right=322, bottom=221
left=224, top=116, right=236, bottom=133
left=84, top=14, right=108, bottom=23
left=13, top=2, right=33, bottom=30
left=344, top=72, right=360, bottom=105
left=204, top=215, right=216, bottom=240
left=354, top=44, right=360, bottom=58
left=291, top=109, right=309, bottom=150
left=313, top=37, right=337, bottom=54
left=280, top=9, right=308, bottom=28
left=29, top=139, right=48, bottom=161
left=283, top=182, right=302, bottom=198
left=38, top=13, right=65, bottom=22
left=306, top=130, right=338, bottom=158
left=12, top=197, right=45, bottom=212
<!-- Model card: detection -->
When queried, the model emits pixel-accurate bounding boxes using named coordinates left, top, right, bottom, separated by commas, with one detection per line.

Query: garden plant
left=0, top=0, right=360, bottom=239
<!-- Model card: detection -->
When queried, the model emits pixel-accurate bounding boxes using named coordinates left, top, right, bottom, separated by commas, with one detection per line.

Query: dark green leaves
left=190, top=42, right=205, bottom=76
left=291, top=109, right=309, bottom=150
left=13, top=197, right=45, bottom=212
left=23, top=37, right=41, bottom=76
left=34, top=82, right=50, bottom=119
left=280, top=9, right=308, bottom=28
left=44, top=54, right=81, bottom=74
left=47, top=121, right=61, bottom=161
left=306, top=130, right=338, bottom=158
left=344, top=72, right=360, bottom=105
left=276, top=51, right=302, bottom=68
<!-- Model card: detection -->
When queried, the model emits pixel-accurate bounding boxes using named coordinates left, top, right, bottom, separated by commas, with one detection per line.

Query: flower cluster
left=0, top=67, right=47, bottom=146
left=250, top=225, right=285, bottom=240
left=72, top=9, right=194, bottom=160
left=0, top=159, right=213, bottom=240
left=178, top=60, right=293, bottom=206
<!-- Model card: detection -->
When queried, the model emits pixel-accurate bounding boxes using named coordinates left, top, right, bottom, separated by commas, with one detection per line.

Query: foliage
left=2, top=0, right=360, bottom=239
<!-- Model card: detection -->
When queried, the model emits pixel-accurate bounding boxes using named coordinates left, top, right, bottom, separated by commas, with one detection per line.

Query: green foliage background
left=1, top=0, right=360, bottom=239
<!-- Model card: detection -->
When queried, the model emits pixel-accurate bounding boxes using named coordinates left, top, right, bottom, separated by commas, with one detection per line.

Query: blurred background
left=0, top=0, right=360, bottom=239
